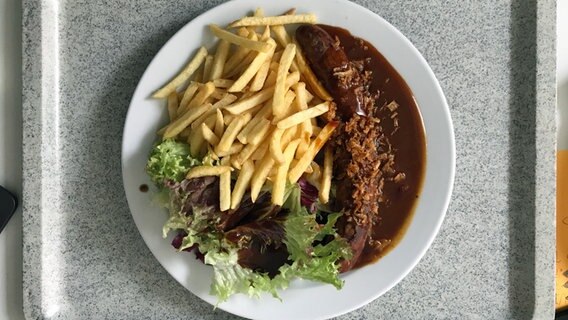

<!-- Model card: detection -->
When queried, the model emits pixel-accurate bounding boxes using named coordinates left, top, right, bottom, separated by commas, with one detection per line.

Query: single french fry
left=254, top=7, right=264, bottom=17
left=247, top=118, right=272, bottom=145
left=167, top=92, right=178, bottom=121
left=186, top=165, right=232, bottom=179
left=223, top=87, right=272, bottom=114
left=153, top=47, right=208, bottom=98
left=203, top=55, right=213, bottom=82
left=260, top=25, right=270, bottom=41
left=263, top=69, right=277, bottom=88
left=250, top=151, right=275, bottom=202
left=272, top=139, right=301, bottom=205
left=201, top=122, right=220, bottom=146
left=229, top=39, right=276, bottom=92
left=249, top=58, right=271, bottom=92
left=229, top=14, right=317, bottom=28
left=269, top=128, right=285, bottom=164
left=214, top=109, right=224, bottom=138
left=189, top=125, right=206, bottom=157
left=215, top=114, right=249, bottom=155
left=231, top=156, right=242, bottom=170
left=193, top=64, right=204, bottom=83
left=217, top=142, right=244, bottom=157
left=177, top=82, right=200, bottom=115
left=163, top=103, right=211, bottom=138
left=212, top=78, right=235, bottom=88
left=210, top=24, right=272, bottom=52
left=295, top=131, right=311, bottom=159
left=273, top=44, right=297, bottom=119
left=251, top=139, right=269, bottom=160
left=288, top=121, right=338, bottom=183
left=293, top=82, right=308, bottom=110
left=219, top=157, right=231, bottom=211
left=277, top=102, right=329, bottom=129
left=230, top=160, right=254, bottom=209
left=306, top=161, right=322, bottom=189
left=320, top=146, right=333, bottom=203
left=209, top=40, right=230, bottom=81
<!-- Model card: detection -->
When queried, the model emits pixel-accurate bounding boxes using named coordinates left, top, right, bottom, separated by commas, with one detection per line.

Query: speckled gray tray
left=21, top=0, right=556, bottom=319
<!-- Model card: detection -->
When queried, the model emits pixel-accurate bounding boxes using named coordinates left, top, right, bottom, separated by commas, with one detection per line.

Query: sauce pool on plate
left=317, top=25, right=426, bottom=267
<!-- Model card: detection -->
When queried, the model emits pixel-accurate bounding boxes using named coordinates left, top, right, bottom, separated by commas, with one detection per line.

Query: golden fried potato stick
left=320, top=146, right=333, bottom=203
left=209, top=40, right=230, bottom=81
left=153, top=46, right=207, bottom=98
left=272, top=139, right=301, bottom=205
left=230, top=160, right=255, bottom=209
left=229, top=14, right=317, bottom=28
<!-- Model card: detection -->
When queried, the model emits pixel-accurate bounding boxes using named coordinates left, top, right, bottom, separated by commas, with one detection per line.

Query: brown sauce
left=318, top=25, right=426, bottom=267
left=139, top=184, right=149, bottom=192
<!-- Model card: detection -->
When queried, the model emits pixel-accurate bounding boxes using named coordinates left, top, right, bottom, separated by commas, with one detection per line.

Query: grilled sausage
left=295, top=25, right=365, bottom=119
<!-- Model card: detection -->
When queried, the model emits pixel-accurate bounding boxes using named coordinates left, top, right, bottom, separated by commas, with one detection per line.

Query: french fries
left=152, top=9, right=337, bottom=209
left=229, top=39, right=276, bottom=92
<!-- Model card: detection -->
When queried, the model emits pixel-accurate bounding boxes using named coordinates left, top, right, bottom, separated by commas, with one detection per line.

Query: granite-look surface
left=22, top=0, right=556, bottom=319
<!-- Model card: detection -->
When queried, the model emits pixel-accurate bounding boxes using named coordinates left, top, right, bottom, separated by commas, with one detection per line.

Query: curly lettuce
left=203, top=185, right=351, bottom=302
left=146, top=139, right=201, bottom=184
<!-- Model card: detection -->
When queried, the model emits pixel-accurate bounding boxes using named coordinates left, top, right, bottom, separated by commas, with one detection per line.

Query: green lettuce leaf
left=159, top=181, right=351, bottom=303
left=279, top=184, right=352, bottom=289
left=146, top=139, right=201, bottom=184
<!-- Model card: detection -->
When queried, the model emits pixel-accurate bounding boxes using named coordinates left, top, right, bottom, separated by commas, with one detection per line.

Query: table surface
left=0, top=0, right=564, bottom=319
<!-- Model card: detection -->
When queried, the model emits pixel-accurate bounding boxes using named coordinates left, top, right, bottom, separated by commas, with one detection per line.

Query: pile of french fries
left=153, top=9, right=336, bottom=210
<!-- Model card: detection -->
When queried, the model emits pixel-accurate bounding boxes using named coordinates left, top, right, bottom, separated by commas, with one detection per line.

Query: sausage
left=296, top=25, right=378, bottom=272
left=295, top=25, right=365, bottom=119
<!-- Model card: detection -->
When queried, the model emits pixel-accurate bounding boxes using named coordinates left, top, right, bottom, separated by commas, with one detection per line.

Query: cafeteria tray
left=22, top=0, right=556, bottom=318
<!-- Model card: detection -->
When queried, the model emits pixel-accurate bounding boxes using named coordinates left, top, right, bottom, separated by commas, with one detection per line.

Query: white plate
left=122, top=0, right=455, bottom=319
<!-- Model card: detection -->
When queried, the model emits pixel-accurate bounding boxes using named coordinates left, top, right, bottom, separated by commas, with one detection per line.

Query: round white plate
left=122, top=0, right=455, bottom=319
